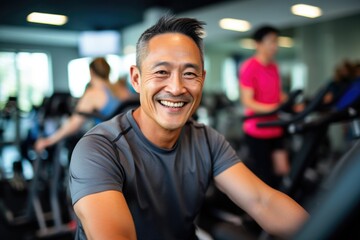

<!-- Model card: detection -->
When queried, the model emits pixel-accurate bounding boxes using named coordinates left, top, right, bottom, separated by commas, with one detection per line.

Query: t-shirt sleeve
left=69, top=134, right=125, bottom=205
left=239, top=60, right=255, bottom=88
left=206, top=127, right=241, bottom=176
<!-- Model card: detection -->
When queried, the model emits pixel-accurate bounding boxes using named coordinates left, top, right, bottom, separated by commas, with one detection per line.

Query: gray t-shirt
left=69, top=110, right=240, bottom=240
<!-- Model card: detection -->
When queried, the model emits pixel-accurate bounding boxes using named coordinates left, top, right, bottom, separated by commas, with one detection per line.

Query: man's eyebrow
left=184, top=63, right=201, bottom=71
left=151, top=61, right=171, bottom=69
left=151, top=62, right=202, bottom=71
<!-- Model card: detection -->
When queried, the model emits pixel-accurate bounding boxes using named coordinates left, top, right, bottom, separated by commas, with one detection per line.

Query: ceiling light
left=240, top=36, right=294, bottom=49
left=239, top=38, right=255, bottom=49
left=27, top=12, right=68, bottom=26
left=291, top=4, right=322, bottom=18
left=278, top=36, right=294, bottom=48
left=219, top=18, right=251, bottom=32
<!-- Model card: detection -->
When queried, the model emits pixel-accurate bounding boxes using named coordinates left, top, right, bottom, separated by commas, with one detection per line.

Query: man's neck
left=132, top=108, right=182, bottom=149
left=255, top=53, right=272, bottom=65
left=91, top=78, right=108, bottom=88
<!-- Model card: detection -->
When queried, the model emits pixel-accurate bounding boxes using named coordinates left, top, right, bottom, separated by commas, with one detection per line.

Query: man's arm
left=34, top=88, right=96, bottom=153
left=74, top=190, right=137, bottom=240
left=281, top=91, right=288, bottom=104
left=214, top=162, right=308, bottom=238
left=240, top=86, right=279, bottom=113
left=35, top=114, right=86, bottom=152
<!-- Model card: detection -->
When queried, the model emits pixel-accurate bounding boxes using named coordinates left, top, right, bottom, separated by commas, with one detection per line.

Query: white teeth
left=160, top=100, right=185, bottom=108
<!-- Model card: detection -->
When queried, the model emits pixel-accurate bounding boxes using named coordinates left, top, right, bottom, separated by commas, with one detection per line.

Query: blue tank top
left=94, top=87, right=121, bottom=124
left=335, top=78, right=360, bottom=110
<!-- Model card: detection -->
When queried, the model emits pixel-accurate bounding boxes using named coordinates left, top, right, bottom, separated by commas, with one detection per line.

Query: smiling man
left=69, top=16, right=308, bottom=240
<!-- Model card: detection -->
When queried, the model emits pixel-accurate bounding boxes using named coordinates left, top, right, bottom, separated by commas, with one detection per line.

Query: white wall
left=295, top=13, right=360, bottom=95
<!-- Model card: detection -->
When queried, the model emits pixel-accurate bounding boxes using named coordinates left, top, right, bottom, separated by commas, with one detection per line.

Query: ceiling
left=0, top=0, right=234, bottom=31
left=181, top=0, right=360, bottom=43
left=1, top=0, right=360, bottom=48
left=2, top=0, right=360, bottom=33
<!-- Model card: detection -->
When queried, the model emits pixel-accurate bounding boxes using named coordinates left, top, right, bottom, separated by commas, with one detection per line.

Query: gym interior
left=1, top=0, right=360, bottom=239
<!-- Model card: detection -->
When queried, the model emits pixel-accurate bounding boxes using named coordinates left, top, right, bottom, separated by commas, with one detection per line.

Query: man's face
left=257, top=32, right=279, bottom=59
left=131, top=33, right=206, bottom=131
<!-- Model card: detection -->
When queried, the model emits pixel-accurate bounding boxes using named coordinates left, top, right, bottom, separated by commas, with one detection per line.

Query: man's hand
left=34, top=138, right=52, bottom=153
left=215, top=162, right=308, bottom=238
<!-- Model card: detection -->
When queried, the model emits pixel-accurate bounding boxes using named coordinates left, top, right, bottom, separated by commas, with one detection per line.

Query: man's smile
left=159, top=100, right=186, bottom=108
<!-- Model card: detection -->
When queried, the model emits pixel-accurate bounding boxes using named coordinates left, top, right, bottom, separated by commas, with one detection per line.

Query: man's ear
left=130, top=65, right=141, bottom=93
left=202, top=69, right=207, bottom=83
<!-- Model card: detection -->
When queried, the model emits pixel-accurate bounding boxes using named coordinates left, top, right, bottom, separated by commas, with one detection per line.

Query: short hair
left=89, top=57, right=110, bottom=80
left=253, top=25, right=279, bottom=43
left=136, top=15, right=206, bottom=69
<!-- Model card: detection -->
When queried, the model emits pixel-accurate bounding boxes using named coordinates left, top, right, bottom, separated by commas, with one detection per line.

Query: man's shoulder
left=242, top=57, right=260, bottom=69
left=186, top=118, right=215, bottom=133
left=240, top=57, right=259, bottom=76
left=84, top=112, right=131, bottom=140
left=185, top=119, right=222, bottom=139
left=186, top=118, right=206, bottom=128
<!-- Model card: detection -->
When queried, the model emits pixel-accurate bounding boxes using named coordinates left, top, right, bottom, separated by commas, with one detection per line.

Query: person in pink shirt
left=239, top=25, right=289, bottom=188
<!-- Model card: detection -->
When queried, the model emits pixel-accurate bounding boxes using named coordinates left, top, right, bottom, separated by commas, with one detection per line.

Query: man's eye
left=155, top=70, right=168, bottom=75
left=184, top=72, right=197, bottom=78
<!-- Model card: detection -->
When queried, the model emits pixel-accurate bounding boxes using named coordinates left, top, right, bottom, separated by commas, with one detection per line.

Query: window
left=68, top=54, right=133, bottom=98
left=222, top=57, right=239, bottom=101
left=0, top=51, right=52, bottom=111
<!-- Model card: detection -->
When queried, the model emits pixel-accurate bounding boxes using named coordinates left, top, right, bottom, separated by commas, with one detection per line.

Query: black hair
left=136, top=15, right=206, bottom=69
left=253, top=25, right=279, bottom=42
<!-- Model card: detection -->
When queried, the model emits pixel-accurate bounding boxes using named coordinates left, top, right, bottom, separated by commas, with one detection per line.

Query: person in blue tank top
left=335, top=62, right=360, bottom=110
left=34, top=57, right=123, bottom=152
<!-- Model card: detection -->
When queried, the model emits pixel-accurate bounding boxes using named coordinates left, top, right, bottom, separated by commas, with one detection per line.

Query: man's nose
left=165, top=73, right=186, bottom=95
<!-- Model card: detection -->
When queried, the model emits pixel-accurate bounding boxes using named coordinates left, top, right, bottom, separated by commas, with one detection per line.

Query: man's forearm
left=243, top=99, right=279, bottom=113
left=253, top=189, right=309, bottom=238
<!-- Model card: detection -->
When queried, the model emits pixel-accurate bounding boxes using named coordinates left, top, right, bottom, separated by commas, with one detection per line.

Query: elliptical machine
left=0, top=92, right=76, bottom=239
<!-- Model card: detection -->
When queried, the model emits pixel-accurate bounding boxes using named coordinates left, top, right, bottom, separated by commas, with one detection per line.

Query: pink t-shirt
left=239, top=57, right=283, bottom=139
